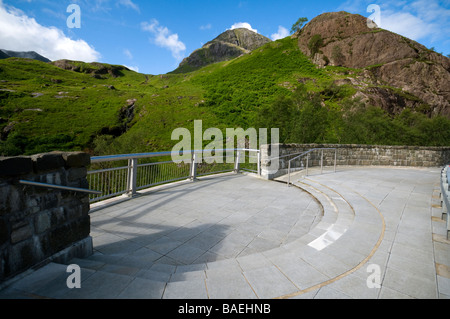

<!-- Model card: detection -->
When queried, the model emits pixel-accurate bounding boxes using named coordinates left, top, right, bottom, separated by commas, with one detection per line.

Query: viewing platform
left=1, top=165, right=449, bottom=299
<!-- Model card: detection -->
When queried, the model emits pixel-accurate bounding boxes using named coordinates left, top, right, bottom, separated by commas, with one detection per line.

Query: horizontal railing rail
left=19, top=180, right=102, bottom=195
left=88, top=148, right=260, bottom=203
left=287, top=148, right=337, bottom=186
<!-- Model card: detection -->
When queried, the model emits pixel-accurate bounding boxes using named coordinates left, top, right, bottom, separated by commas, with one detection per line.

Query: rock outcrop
left=0, top=49, right=51, bottom=62
left=172, top=28, right=272, bottom=73
left=296, top=11, right=450, bottom=117
left=51, top=60, right=128, bottom=78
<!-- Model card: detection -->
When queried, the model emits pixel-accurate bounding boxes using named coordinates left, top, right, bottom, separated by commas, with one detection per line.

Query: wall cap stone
left=62, top=152, right=91, bottom=168
left=0, top=157, right=33, bottom=177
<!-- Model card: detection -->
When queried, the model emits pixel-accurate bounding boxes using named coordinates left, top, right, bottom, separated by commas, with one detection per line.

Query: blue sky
left=1, top=0, right=449, bottom=74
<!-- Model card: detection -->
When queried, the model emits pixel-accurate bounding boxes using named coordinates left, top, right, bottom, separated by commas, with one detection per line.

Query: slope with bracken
left=0, top=11, right=449, bottom=157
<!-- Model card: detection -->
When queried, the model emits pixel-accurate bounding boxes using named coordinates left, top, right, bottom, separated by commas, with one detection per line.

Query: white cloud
left=380, top=0, right=450, bottom=42
left=337, top=0, right=450, bottom=44
left=118, top=0, right=140, bottom=13
left=0, top=2, right=100, bottom=62
left=381, top=11, right=434, bottom=41
left=141, top=19, right=186, bottom=61
left=124, top=65, right=139, bottom=72
left=123, top=48, right=133, bottom=59
left=270, top=26, right=289, bottom=40
left=200, top=23, right=212, bottom=30
left=229, top=22, right=258, bottom=33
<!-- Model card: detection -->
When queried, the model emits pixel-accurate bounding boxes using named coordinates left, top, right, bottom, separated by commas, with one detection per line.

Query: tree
left=291, top=17, right=308, bottom=34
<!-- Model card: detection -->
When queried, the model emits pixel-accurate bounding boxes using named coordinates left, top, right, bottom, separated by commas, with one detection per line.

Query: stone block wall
left=0, top=152, right=93, bottom=282
left=261, top=144, right=450, bottom=179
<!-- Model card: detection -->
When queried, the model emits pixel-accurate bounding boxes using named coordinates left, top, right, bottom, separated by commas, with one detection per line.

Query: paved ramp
left=1, top=167, right=449, bottom=299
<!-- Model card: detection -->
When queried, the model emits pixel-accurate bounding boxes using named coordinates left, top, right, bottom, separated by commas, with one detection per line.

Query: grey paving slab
left=313, top=286, right=352, bottom=299
left=162, top=278, right=208, bottom=299
left=243, top=265, right=298, bottom=299
left=382, top=266, right=438, bottom=299
left=236, top=252, right=273, bottom=272
left=205, top=267, right=257, bottom=299
left=325, top=272, right=380, bottom=299
left=135, top=269, right=171, bottom=282
left=63, top=271, right=134, bottom=299
left=270, top=255, right=331, bottom=291
left=166, top=243, right=208, bottom=265
left=437, top=275, right=450, bottom=296
left=434, top=241, right=450, bottom=266
left=379, top=286, right=415, bottom=299
left=116, top=277, right=166, bottom=299
left=3, top=263, right=89, bottom=299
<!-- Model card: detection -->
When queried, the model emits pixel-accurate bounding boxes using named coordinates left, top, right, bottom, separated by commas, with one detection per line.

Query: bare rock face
left=173, top=28, right=271, bottom=73
left=296, top=11, right=450, bottom=117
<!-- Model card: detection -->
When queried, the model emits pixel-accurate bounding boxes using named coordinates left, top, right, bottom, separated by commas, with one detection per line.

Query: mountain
left=295, top=11, right=450, bottom=117
left=0, top=49, right=51, bottom=63
left=0, top=11, right=449, bottom=157
left=0, top=51, right=10, bottom=60
left=171, top=28, right=272, bottom=73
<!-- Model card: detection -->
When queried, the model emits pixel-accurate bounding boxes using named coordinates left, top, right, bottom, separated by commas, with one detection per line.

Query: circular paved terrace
left=89, top=173, right=324, bottom=266
left=1, top=166, right=449, bottom=299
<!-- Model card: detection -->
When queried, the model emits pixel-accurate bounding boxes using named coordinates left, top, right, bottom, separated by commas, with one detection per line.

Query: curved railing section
left=286, top=148, right=337, bottom=186
left=87, top=148, right=260, bottom=203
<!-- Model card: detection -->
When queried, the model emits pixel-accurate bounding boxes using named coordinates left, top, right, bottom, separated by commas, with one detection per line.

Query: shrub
left=331, top=45, right=345, bottom=66
left=308, top=34, right=324, bottom=57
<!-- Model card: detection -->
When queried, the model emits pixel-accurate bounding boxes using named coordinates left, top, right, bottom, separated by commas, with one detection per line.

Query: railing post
left=127, top=158, right=138, bottom=197
left=287, top=161, right=291, bottom=187
left=321, top=149, right=324, bottom=174
left=235, top=150, right=241, bottom=173
left=306, top=154, right=309, bottom=177
left=190, top=152, right=197, bottom=181
left=257, top=151, right=261, bottom=176
left=334, top=149, right=337, bottom=173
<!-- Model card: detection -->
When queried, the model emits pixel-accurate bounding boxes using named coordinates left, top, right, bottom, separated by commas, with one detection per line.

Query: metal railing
left=19, top=180, right=102, bottom=195
left=88, top=148, right=260, bottom=203
left=287, top=148, right=337, bottom=186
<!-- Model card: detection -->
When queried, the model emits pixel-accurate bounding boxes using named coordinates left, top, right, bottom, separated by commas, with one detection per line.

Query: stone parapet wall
left=261, top=144, right=450, bottom=179
left=0, top=152, right=93, bottom=282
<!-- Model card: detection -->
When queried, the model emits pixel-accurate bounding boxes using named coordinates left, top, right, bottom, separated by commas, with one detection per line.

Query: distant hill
left=0, top=49, right=51, bottom=62
left=171, top=28, right=272, bottom=73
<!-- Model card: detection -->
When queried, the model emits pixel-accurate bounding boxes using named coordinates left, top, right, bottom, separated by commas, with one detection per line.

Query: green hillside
left=0, top=36, right=449, bottom=157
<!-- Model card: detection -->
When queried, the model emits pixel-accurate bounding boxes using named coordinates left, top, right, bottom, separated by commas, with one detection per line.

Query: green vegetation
left=195, top=37, right=325, bottom=128
left=257, top=85, right=450, bottom=146
left=308, top=34, right=324, bottom=57
left=0, top=34, right=449, bottom=157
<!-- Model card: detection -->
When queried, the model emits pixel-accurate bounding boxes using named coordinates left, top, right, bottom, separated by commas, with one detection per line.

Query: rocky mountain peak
left=209, top=28, right=272, bottom=51
left=296, top=11, right=450, bottom=117
left=171, top=28, right=271, bottom=73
